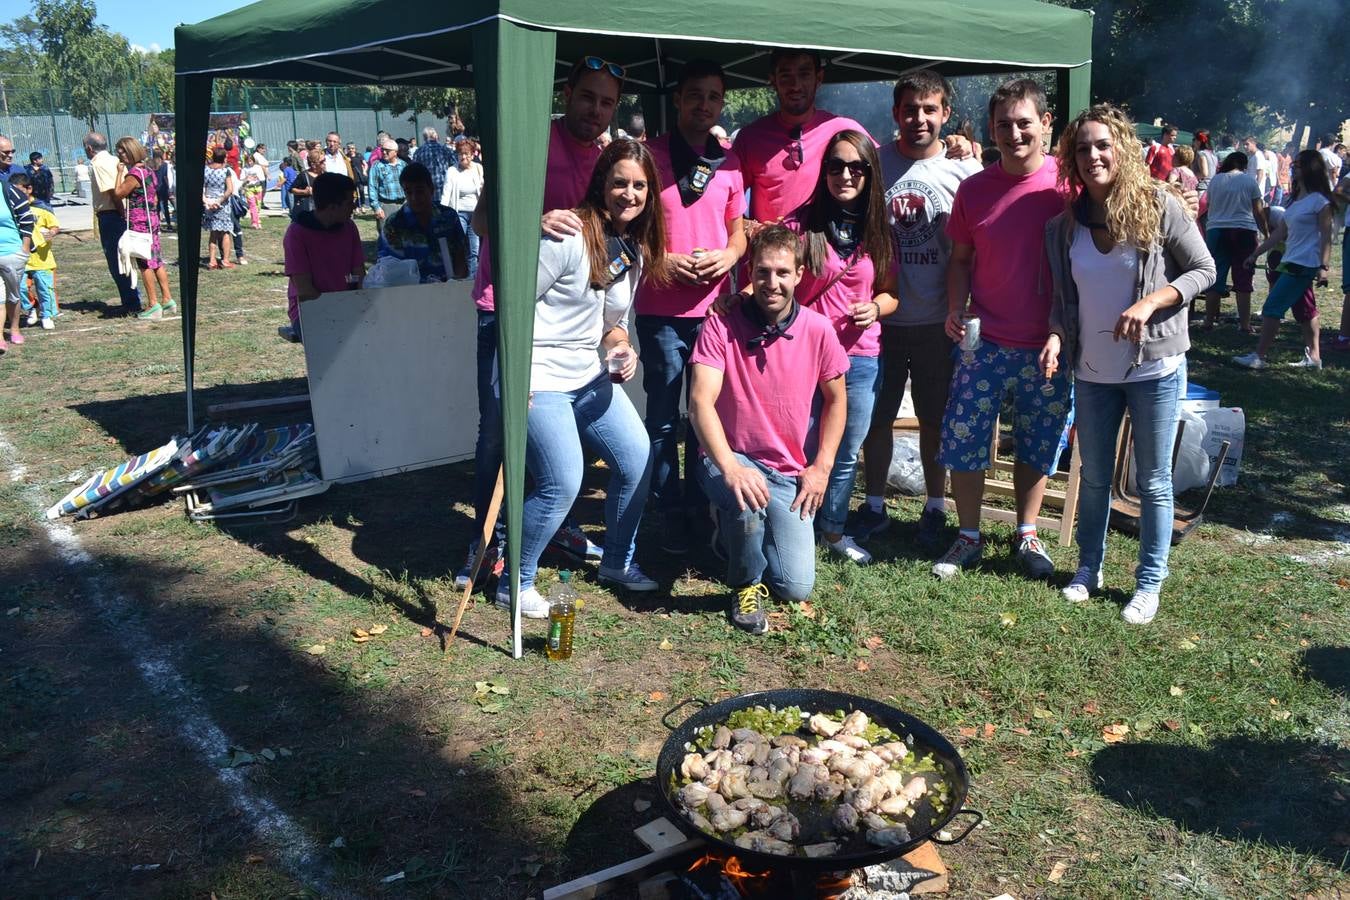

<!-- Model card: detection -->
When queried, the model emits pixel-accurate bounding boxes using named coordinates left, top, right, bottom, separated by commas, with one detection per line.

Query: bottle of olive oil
left=546, top=571, right=578, bottom=660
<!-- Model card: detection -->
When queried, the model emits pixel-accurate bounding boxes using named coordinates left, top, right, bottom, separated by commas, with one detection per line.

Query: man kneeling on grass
left=689, top=225, right=848, bottom=634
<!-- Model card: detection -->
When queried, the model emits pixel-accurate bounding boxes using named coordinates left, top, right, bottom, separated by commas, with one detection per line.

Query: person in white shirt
left=252, top=143, right=270, bottom=209
left=1243, top=136, right=1272, bottom=198
left=1199, top=151, right=1267, bottom=332
left=495, top=139, right=670, bottom=617
left=440, top=138, right=484, bottom=278
left=1318, top=134, right=1343, bottom=186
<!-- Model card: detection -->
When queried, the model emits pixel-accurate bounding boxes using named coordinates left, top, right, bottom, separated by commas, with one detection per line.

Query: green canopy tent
left=174, top=0, right=1091, bottom=658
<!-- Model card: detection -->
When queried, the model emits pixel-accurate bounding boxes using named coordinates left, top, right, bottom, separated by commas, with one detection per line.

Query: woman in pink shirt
left=789, top=130, right=897, bottom=564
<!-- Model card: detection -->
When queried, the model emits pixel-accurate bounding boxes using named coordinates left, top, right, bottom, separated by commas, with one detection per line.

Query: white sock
left=924, top=497, right=946, bottom=514
left=866, top=495, right=884, bottom=514
left=1016, top=523, right=1037, bottom=539
left=959, top=528, right=980, bottom=542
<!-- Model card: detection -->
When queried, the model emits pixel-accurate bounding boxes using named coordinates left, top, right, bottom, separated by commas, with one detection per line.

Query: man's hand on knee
left=724, top=461, right=770, bottom=513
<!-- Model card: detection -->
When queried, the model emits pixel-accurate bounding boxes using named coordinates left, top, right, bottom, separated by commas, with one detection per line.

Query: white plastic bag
left=1170, top=408, right=1212, bottom=494
left=363, top=256, right=421, bottom=289
left=886, top=433, right=925, bottom=495
left=1200, top=407, right=1244, bottom=487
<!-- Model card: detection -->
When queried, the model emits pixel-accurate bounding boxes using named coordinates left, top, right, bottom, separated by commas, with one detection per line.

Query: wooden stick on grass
left=445, top=466, right=504, bottom=653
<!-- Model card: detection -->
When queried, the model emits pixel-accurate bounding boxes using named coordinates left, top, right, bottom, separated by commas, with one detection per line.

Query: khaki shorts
left=870, top=322, right=955, bottom=431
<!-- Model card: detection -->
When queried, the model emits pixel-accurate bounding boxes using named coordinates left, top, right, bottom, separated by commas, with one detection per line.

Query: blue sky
left=95, top=0, right=252, bottom=53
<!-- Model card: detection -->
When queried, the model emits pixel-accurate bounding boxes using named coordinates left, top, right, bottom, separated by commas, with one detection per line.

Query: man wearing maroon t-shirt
left=1146, top=125, right=1176, bottom=182
left=733, top=49, right=874, bottom=224
left=689, top=226, right=848, bottom=635
left=639, top=59, right=747, bottom=554
left=456, top=55, right=624, bottom=592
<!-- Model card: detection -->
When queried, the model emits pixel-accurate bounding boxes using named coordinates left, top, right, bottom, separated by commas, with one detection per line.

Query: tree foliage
left=30, top=0, right=135, bottom=130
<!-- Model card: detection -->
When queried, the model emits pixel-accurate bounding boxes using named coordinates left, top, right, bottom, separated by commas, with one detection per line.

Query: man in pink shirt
left=457, top=55, right=623, bottom=590
left=934, top=78, right=1073, bottom=582
left=639, top=59, right=747, bottom=555
left=689, top=226, right=848, bottom=634
left=732, top=49, right=874, bottom=224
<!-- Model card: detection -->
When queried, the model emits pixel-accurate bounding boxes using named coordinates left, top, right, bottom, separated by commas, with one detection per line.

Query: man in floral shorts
left=933, top=78, right=1072, bottom=581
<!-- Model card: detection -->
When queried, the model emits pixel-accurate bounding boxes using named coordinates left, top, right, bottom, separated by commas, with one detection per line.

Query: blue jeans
left=818, top=354, right=880, bottom=535
left=515, top=373, right=652, bottom=589
left=24, top=270, right=56, bottom=318
left=96, top=210, right=140, bottom=312
left=457, top=210, right=480, bottom=279
left=473, top=310, right=504, bottom=538
left=1073, top=369, right=1182, bottom=593
left=636, top=315, right=705, bottom=516
left=698, top=453, right=816, bottom=601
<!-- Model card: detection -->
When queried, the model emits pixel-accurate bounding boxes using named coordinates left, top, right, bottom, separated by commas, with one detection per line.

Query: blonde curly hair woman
left=1040, top=103, right=1215, bottom=625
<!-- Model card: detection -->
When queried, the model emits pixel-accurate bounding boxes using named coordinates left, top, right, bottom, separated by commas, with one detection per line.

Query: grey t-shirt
left=879, top=144, right=982, bottom=326
left=1204, top=171, right=1262, bottom=231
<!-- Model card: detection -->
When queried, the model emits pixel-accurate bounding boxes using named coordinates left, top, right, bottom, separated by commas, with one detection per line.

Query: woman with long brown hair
left=1042, top=104, right=1214, bottom=625
left=494, top=139, right=669, bottom=618
left=792, top=129, right=897, bottom=565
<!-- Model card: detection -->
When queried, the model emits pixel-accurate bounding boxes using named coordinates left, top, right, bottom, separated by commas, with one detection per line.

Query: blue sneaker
left=598, top=563, right=659, bottom=592
left=549, top=523, right=602, bottom=561
left=846, top=506, right=891, bottom=542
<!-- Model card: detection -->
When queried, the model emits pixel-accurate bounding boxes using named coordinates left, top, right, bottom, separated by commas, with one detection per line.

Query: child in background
left=242, top=157, right=265, bottom=228
left=10, top=174, right=59, bottom=330
left=279, top=159, right=297, bottom=212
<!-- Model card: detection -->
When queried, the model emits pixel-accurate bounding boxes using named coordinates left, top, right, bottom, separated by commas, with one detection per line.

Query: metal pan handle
left=931, top=808, right=982, bottom=844
left=661, top=698, right=709, bottom=731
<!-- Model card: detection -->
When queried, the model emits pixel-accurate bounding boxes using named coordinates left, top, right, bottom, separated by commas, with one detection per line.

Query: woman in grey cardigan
left=1041, top=104, right=1215, bottom=626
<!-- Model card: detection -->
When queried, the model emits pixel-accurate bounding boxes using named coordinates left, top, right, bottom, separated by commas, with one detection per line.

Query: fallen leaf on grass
left=1081, top=701, right=1100, bottom=715
left=797, top=601, right=817, bottom=619
left=1169, top=685, right=1184, bottom=697
left=862, top=635, right=885, bottom=651
left=1048, top=859, right=1069, bottom=883
left=1271, top=709, right=1292, bottom=721
left=1177, top=639, right=1197, bottom=651
left=648, top=691, right=667, bottom=702
left=1162, top=719, right=1181, bottom=732
left=1000, top=612, right=1017, bottom=628
left=420, top=626, right=434, bottom=637
left=1032, top=707, right=1055, bottom=719
left=1065, top=749, right=1082, bottom=758
left=368, top=624, right=388, bottom=635
left=474, top=680, right=511, bottom=696
left=958, top=726, right=978, bottom=738
left=854, top=660, right=870, bottom=672
left=1102, top=723, right=1130, bottom=744
left=659, top=638, right=673, bottom=651
left=305, top=644, right=327, bottom=655
left=1011, top=727, right=1032, bottom=736
left=983, top=723, right=997, bottom=738
left=352, top=628, right=369, bottom=638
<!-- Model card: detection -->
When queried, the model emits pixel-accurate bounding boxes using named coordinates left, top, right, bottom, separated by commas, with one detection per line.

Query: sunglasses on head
left=582, top=56, right=626, bottom=80
left=825, top=157, right=870, bottom=178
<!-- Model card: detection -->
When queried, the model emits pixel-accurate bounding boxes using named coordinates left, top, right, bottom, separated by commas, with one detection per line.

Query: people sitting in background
left=378, top=162, right=468, bottom=283
left=10, top=173, right=60, bottom=331
left=495, top=139, right=668, bottom=617
left=280, top=172, right=364, bottom=343
left=113, top=137, right=174, bottom=319
left=689, top=224, right=847, bottom=634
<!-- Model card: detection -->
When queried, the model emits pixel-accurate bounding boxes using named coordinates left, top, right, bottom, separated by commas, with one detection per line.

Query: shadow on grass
left=1090, top=736, right=1350, bottom=868
left=1302, top=646, right=1350, bottom=697
left=0, top=542, right=564, bottom=897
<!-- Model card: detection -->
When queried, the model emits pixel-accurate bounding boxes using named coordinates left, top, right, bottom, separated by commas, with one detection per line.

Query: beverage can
left=960, top=315, right=982, bottom=352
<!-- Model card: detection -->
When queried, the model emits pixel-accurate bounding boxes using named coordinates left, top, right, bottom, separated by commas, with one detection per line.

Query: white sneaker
left=1062, top=566, right=1104, bottom=603
left=932, top=534, right=983, bottom=580
left=40, top=317, right=53, bottom=331
left=1121, top=590, right=1160, bottom=625
left=825, top=534, right=873, bottom=565
left=1232, top=352, right=1265, bottom=369
left=493, top=584, right=550, bottom=619
left=1286, top=348, right=1322, bottom=369
left=25, top=311, right=37, bottom=326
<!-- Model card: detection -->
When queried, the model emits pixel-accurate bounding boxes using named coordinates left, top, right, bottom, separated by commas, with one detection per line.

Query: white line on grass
left=0, top=430, right=342, bottom=895
left=40, top=305, right=287, bottom=337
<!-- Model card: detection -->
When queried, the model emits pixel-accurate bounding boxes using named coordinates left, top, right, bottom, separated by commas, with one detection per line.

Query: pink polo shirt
left=733, top=109, right=874, bottom=222
left=473, top=119, right=602, bottom=311
left=637, top=134, right=745, bottom=318
left=782, top=214, right=881, bottom=357
left=691, top=303, right=849, bottom=476
left=945, top=155, right=1065, bottom=349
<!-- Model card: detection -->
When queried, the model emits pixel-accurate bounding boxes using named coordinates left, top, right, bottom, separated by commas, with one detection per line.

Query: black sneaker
left=916, top=507, right=948, bottom=551
left=731, top=583, right=770, bottom=635
left=846, top=507, right=891, bottom=542
left=660, top=511, right=690, bottom=555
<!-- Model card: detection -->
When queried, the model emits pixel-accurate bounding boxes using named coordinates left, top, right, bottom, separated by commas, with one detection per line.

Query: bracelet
left=871, top=300, right=882, bottom=318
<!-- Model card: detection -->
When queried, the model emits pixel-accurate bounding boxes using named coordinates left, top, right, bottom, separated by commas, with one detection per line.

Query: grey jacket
left=1045, top=190, right=1215, bottom=370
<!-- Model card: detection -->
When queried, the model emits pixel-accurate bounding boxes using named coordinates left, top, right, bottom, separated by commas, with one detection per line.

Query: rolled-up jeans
left=511, top=372, right=652, bottom=590
left=1073, top=369, right=1183, bottom=593
left=698, top=453, right=816, bottom=602
left=817, top=353, right=880, bottom=535
left=636, top=314, right=706, bottom=517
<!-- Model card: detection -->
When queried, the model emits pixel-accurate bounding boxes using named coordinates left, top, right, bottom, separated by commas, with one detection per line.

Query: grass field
left=0, top=210, right=1347, bottom=899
